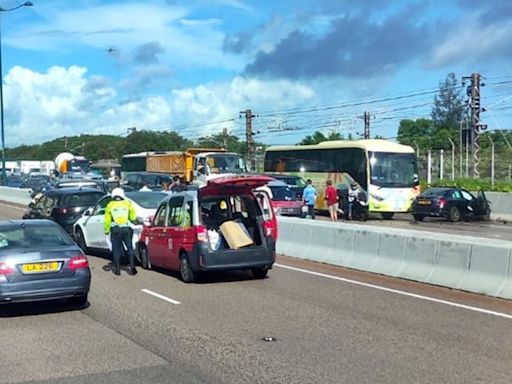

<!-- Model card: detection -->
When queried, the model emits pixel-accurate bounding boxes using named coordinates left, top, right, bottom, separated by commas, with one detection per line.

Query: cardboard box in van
left=220, top=221, right=253, bottom=249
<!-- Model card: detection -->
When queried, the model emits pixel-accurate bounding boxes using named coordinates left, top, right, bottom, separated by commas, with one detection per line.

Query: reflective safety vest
left=104, top=199, right=137, bottom=234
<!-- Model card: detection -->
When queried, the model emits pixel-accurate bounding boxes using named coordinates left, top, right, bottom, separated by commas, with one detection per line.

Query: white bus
left=264, top=139, right=419, bottom=218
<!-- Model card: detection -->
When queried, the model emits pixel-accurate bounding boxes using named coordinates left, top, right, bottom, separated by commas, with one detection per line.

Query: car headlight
left=370, top=193, right=384, bottom=202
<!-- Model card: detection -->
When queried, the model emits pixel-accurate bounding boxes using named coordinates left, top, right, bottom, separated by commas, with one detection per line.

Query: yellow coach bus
left=263, top=139, right=420, bottom=219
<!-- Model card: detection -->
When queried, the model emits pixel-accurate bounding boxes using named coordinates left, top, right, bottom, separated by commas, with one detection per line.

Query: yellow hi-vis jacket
left=104, top=199, right=137, bottom=235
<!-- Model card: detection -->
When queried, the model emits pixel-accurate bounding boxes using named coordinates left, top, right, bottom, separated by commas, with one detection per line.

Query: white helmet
left=111, top=187, right=125, bottom=200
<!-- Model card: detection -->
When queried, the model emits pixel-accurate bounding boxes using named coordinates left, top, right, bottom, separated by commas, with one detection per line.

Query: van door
left=161, top=196, right=187, bottom=270
left=255, top=189, right=278, bottom=241
left=145, top=202, right=169, bottom=267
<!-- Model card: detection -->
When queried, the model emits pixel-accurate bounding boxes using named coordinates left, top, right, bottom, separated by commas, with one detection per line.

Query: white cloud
left=427, top=15, right=512, bottom=68
left=2, top=65, right=317, bottom=146
left=169, top=76, right=316, bottom=137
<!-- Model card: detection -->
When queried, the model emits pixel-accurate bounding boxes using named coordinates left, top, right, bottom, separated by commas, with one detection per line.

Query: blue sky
left=1, top=0, right=511, bottom=147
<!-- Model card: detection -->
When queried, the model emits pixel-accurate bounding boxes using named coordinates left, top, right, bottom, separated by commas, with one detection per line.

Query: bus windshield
left=206, top=154, right=245, bottom=173
left=369, top=152, right=418, bottom=188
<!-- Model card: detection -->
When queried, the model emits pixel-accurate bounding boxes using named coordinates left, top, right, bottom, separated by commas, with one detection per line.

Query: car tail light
left=437, top=197, right=447, bottom=208
left=0, top=262, right=14, bottom=275
left=59, top=208, right=68, bottom=214
left=196, top=226, right=207, bottom=242
left=263, top=221, right=273, bottom=237
left=69, top=255, right=89, bottom=270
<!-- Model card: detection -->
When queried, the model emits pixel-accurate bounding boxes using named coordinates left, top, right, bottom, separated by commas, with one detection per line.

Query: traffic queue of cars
left=1, top=169, right=494, bottom=309
left=1, top=174, right=281, bottom=307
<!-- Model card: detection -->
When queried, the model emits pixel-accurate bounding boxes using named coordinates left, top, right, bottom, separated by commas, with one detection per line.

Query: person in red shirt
left=325, top=179, right=339, bottom=221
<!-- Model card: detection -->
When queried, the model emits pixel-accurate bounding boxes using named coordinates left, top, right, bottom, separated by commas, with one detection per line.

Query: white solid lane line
left=141, top=288, right=181, bottom=305
left=0, top=202, right=26, bottom=211
left=275, top=263, right=512, bottom=320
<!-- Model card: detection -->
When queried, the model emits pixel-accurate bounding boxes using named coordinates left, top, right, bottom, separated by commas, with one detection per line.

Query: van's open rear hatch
left=200, top=175, right=274, bottom=196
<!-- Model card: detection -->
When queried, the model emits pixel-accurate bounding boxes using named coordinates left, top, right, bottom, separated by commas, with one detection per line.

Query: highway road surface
left=1, top=203, right=512, bottom=384
left=316, top=211, right=512, bottom=241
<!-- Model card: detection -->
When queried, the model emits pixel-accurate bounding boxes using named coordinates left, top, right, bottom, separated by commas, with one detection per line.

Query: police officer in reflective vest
left=104, top=188, right=138, bottom=276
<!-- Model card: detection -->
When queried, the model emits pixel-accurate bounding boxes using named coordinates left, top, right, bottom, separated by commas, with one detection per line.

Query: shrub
left=422, top=178, right=512, bottom=192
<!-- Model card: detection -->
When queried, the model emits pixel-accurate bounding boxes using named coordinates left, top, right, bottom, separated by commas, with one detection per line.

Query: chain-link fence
left=417, top=145, right=512, bottom=185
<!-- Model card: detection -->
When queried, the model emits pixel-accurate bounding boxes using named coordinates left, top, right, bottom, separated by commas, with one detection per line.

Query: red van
left=138, top=176, right=277, bottom=282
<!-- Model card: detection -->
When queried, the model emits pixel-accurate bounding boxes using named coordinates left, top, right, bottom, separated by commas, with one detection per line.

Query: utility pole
left=222, top=127, right=229, bottom=149
left=363, top=111, right=370, bottom=139
left=240, top=109, right=255, bottom=171
left=462, top=73, right=486, bottom=178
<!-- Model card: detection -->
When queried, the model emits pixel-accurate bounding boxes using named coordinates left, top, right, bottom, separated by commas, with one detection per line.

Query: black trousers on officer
left=110, top=226, right=135, bottom=273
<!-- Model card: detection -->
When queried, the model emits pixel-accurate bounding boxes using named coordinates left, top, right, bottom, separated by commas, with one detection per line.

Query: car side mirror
left=83, top=207, right=93, bottom=216
left=28, top=202, right=35, bottom=209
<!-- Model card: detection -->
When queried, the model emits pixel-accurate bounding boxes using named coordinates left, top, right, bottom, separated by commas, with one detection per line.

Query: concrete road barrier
left=400, top=236, right=437, bottom=282
left=349, top=229, right=380, bottom=272
left=484, top=192, right=512, bottom=222
left=0, top=187, right=31, bottom=206
left=426, top=240, right=470, bottom=289
left=373, top=233, right=406, bottom=277
left=460, top=244, right=509, bottom=297
left=277, top=216, right=512, bottom=300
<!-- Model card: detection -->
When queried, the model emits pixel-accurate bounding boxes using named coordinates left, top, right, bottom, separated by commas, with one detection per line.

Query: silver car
left=0, top=220, right=91, bottom=306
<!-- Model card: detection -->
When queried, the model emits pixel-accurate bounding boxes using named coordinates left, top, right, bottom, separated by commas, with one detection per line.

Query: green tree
left=430, top=72, right=465, bottom=148
left=195, top=133, right=246, bottom=154
left=123, top=130, right=193, bottom=154
left=298, top=131, right=344, bottom=145
left=397, top=118, right=433, bottom=150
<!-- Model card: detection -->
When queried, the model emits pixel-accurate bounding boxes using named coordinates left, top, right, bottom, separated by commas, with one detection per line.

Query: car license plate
left=21, top=262, right=60, bottom=274
left=418, top=200, right=431, bottom=205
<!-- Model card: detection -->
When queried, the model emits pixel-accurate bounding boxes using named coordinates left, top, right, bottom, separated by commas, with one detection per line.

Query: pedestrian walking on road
left=104, top=188, right=138, bottom=276
left=302, top=179, right=317, bottom=219
left=325, top=179, right=338, bottom=221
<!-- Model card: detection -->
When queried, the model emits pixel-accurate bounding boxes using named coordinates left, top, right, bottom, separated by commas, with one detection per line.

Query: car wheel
left=449, top=206, right=461, bottom=222
left=180, top=254, right=195, bottom=283
left=413, top=214, right=424, bottom=222
left=138, top=244, right=151, bottom=270
left=75, top=228, right=89, bottom=254
left=252, top=267, right=269, bottom=279
left=381, top=212, right=394, bottom=219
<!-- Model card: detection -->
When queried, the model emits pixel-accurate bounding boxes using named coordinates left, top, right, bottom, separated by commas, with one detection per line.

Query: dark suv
left=23, top=188, right=105, bottom=235
left=124, top=172, right=172, bottom=191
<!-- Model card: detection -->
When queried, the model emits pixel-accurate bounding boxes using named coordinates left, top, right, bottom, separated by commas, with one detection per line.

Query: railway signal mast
left=462, top=73, right=487, bottom=178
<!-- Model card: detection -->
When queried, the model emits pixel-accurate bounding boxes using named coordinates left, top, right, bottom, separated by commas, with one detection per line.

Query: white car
left=73, top=191, right=167, bottom=254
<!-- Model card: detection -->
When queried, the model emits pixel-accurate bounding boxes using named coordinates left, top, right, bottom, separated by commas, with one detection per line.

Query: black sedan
left=23, top=188, right=105, bottom=235
left=0, top=220, right=90, bottom=306
left=411, top=187, right=491, bottom=222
